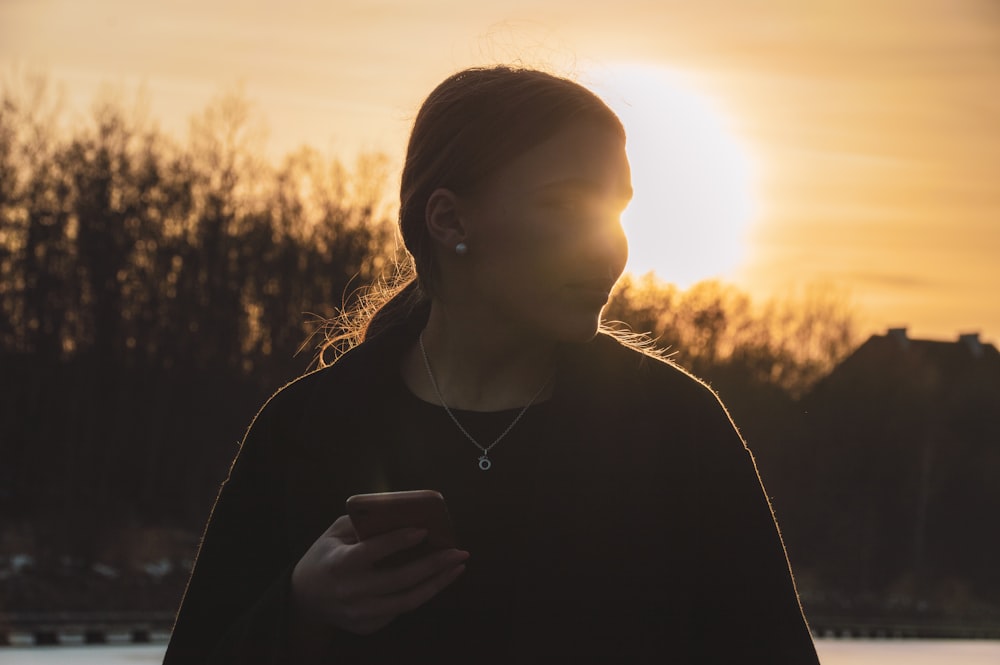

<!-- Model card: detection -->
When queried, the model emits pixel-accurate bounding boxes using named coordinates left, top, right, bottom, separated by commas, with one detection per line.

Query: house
left=811, top=327, right=999, bottom=397
left=793, top=328, right=1000, bottom=611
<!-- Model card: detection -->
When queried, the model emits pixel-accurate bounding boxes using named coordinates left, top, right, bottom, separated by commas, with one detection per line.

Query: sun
left=585, top=63, right=759, bottom=288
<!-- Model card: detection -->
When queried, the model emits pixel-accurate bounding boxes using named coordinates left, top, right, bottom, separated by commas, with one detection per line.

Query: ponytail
left=364, top=278, right=428, bottom=342
left=311, top=261, right=429, bottom=368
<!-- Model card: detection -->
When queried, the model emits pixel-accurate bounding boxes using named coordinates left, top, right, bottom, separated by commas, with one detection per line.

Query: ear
left=425, top=187, right=468, bottom=250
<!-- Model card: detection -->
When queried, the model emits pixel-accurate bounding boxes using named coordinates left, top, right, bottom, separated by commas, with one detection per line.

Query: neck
left=402, top=302, right=557, bottom=411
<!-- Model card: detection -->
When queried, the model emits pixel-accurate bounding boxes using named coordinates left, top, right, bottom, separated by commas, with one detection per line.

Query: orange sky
left=2, top=0, right=998, bottom=344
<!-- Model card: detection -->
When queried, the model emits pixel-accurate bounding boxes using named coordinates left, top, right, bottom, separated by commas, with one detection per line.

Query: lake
left=1, top=639, right=999, bottom=663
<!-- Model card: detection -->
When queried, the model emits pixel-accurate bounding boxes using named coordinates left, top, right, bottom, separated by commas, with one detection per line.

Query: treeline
left=0, top=79, right=397, bottom=551
left=2, top=79, right=996, bottom=623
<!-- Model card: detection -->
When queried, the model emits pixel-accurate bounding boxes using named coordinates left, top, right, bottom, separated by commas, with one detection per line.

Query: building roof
left=806, top=328, right=1000, bottom=406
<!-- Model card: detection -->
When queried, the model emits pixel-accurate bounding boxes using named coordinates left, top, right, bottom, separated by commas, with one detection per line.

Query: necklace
left=418, top=332, right=552, bottom=471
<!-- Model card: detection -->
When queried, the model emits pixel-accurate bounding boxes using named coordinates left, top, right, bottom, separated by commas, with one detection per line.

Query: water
left=1, top=639, right=999, bottom=663
left=816, top=638, right=1000, bottom=664
left=0, top=645, right=162, bottom=663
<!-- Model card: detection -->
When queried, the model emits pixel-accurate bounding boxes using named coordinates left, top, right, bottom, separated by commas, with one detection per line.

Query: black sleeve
left=692, top=388, right=820, bottom=664
left=163, top=395, right=299, bottom=665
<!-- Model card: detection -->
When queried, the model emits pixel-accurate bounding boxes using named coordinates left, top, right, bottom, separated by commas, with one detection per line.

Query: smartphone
left=346, top=490, right=457, bottom=567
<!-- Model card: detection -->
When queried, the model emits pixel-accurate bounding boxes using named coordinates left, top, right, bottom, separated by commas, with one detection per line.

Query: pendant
left=478, top=455, right=492, bottom=471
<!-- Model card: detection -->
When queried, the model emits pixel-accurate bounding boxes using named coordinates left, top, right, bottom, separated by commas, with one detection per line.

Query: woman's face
left=456, top=120, right=632, bottom=343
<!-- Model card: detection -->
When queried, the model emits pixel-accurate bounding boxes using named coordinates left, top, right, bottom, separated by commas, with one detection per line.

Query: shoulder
left=247, top=332, right=404, bottom=436
left=563, top=332, right=744, bottom=447
left=565, top=332, right=720, bottom=406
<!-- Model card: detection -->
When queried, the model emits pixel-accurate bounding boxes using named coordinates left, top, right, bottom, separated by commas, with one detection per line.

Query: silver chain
left=418, top=332, right=551, bottom=471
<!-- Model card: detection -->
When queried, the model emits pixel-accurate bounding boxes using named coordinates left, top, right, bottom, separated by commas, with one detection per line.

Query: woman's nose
left=588, top=212, right=629, bottom=277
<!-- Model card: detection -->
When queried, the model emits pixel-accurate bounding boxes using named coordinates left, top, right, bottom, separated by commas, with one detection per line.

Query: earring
left=455, top=242, right=468, bottom=256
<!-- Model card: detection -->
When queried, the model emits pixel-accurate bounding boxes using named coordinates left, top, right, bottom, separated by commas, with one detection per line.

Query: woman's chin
left=542, top=312, right=604, bottom=344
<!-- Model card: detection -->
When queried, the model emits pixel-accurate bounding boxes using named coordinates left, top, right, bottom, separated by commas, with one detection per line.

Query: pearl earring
left=455, top=242, right=468, bottom=256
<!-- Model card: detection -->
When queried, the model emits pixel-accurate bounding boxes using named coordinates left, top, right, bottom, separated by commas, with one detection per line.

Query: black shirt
left=164, top=325, right=820, bottom=664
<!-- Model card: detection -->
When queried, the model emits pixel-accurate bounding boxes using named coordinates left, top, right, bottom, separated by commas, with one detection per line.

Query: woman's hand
left=290, top=514, right=469, bottom=637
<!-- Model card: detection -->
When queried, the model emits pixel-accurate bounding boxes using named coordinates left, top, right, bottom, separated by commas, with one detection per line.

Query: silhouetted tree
left=605, top=274, right=858, bottom=398
left=0, top=82, right=397, bottom=550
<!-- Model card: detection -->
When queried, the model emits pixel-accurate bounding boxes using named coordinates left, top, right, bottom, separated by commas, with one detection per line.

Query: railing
left=808, top=615, right=1000, bottom=640
left=0, top=611, right=174, bottom=647
left=4, top=611, right=1000, bottom=647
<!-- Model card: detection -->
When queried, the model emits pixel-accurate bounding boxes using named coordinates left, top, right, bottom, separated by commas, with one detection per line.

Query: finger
left=326, top=514, right=359, bottom=541
left=347, top=527, right=429, bottom=565
left=333, top=557, right=468, bottom=634
left=360, top=548, right=470, bottom=597
left=376, top=561, right=468, bottom=617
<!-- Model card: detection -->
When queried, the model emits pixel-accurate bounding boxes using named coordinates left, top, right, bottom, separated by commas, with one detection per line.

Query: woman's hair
left=317, top=66, right=625, bottom=365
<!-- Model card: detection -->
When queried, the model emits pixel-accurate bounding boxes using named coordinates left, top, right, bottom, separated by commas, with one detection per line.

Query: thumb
left=326, top=514, right=359, bottom=543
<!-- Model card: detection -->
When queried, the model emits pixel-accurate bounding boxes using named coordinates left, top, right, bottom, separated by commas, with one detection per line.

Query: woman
left=164, top=66, right=819, bottom=664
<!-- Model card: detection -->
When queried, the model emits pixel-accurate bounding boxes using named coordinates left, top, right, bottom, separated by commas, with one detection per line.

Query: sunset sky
left=2, top=0, right=998, bottom=343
